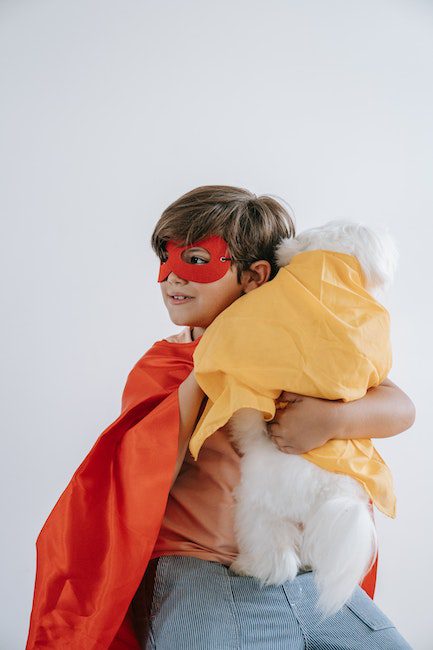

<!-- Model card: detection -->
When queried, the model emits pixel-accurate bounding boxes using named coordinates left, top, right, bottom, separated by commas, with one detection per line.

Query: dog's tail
left=275, top=219, right=398, bottom=292
left=301, top=495, right=378, bottom=619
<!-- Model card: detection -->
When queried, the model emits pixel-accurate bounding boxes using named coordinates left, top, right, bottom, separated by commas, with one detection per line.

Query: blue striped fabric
left=143, top=555, right=412, bottom=649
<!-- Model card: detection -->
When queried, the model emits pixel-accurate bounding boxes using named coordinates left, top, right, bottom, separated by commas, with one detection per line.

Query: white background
left=1, top=1, right=432, bottom=647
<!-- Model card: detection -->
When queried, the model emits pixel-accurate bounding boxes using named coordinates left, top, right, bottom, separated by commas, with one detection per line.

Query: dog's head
left=275, top=219, right=399, bottom=293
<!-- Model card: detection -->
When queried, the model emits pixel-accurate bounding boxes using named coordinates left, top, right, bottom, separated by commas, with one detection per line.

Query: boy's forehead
left=167, top=241, right=209, bottom=253
left=167, top=234, right=228, bottom=251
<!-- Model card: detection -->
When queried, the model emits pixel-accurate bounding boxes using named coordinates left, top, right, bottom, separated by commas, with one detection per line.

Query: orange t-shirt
left=150, top=326, right=378, bottom=599
left=151, top=326, right=241, bottom=566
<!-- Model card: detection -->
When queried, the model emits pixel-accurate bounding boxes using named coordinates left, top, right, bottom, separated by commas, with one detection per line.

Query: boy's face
left=159, top=237, right=270, bottom=329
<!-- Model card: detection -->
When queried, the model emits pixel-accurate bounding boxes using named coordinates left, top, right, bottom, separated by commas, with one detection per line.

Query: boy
left=26, top=185, right=415, bottom=649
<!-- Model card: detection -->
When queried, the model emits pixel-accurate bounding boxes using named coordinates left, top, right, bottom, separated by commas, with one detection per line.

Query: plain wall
left=1, top=0, right=432, bottom=647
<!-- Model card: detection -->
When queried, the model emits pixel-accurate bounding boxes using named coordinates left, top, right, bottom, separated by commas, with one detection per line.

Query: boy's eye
left=189, top=255, right=208, bottom=264
left=182, top=250, right=209, bottom=264
left=160, top=254, right=208, bottom=264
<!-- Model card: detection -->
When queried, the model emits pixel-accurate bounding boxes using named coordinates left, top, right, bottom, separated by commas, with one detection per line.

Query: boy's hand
left=266, top=391, right=342, bottom=455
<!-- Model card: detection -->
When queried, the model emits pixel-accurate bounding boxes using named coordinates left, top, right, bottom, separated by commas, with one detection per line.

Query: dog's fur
left=226, top=220, right=398, bottom=618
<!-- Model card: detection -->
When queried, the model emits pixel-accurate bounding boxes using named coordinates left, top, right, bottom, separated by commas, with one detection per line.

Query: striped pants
left=134, top=554, right=412, bottom=649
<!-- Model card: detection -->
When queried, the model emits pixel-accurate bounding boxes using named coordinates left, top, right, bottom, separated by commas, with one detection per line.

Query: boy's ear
left=242, top=260, right=271, bottom=292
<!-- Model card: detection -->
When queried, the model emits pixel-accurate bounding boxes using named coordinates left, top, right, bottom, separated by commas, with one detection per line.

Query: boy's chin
left=170, top=314, right=189, bottom=325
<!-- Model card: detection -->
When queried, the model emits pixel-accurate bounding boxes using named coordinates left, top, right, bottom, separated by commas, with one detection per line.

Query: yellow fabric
left=190, top=249, right=396, bottom=518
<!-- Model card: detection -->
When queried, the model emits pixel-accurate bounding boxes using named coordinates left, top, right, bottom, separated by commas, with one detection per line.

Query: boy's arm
left=267, top=378, right=416, bottom=455
left=171, top=370, right=207, bottom=488
left=332, top=377, right=416, bottom=441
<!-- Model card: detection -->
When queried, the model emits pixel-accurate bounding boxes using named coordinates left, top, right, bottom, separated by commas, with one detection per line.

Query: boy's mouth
left=168, top=294, right=195, bottom=304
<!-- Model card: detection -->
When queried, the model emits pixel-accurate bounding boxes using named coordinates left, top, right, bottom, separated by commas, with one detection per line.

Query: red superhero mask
left=157, top=234, right=233, bottom=283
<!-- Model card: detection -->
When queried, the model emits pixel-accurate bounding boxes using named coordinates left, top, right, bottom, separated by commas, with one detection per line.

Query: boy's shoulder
left=163, top=326, right=194, bottom=344
left=121, top=326, right=195, bottom=412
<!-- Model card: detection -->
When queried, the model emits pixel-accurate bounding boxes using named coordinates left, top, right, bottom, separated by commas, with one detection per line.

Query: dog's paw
left=270, top=548, right=300, bottom=584
left=229, top=555, right=254, bottom=578
left=299, top=543, right=312, bottom=569
left=230, top=549, right=300, bottom=586
left=230, top=553, right=279, bottom=584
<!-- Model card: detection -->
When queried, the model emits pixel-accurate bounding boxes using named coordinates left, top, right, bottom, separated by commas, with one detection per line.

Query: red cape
left=25, top=336, right=378, bottom=649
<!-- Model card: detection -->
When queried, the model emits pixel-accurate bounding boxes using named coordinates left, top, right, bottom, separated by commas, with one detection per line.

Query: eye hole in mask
left=181, top=249, right=210, bottom=265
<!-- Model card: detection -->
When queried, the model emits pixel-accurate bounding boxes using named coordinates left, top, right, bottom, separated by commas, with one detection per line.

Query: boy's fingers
left=279, top=391, right=303, bottom=402
left=266, top=421, right=280, bottom=435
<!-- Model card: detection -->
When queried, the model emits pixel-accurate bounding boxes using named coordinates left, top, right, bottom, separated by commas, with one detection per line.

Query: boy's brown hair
left=150, top=185, right=296, bottom=282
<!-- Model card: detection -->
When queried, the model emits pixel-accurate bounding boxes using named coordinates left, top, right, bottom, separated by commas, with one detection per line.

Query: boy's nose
left=167, top=270, right=188, bottom=284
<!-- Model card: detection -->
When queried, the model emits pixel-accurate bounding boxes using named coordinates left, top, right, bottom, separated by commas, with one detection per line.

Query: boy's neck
left=191, top=326, right=205, bottom=341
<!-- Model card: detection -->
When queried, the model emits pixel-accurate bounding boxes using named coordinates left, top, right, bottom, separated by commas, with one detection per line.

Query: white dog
left=226, top=220, right=398, bottom=618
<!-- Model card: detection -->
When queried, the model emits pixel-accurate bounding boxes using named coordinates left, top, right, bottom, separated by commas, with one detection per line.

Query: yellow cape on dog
left=190, top=249, right=396, bottom=518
